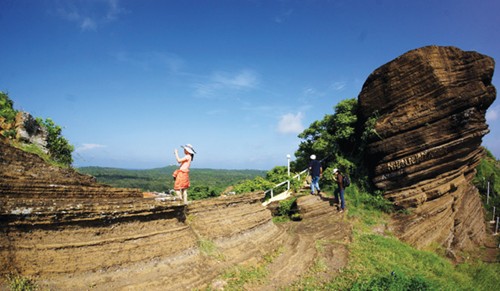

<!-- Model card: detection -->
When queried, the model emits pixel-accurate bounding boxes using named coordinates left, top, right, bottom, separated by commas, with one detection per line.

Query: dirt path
left=237, top=194, right=352, bottom=290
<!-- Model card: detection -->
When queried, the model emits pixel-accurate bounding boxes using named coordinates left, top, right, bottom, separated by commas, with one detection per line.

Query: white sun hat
left=310, top=154, right=316, bottom=160
left=181, top=144, right=196, bottom=154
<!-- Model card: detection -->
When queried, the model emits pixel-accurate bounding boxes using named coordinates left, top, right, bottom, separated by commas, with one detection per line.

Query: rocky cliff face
left=358, top=46, right=496, bottom=253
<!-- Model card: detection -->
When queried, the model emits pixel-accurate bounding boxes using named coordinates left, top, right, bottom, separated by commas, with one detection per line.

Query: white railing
left=264, top=169, right=309, bottom=199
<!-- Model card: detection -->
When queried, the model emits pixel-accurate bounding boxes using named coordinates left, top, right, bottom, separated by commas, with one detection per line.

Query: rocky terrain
left=0, top=138, right=349, bottom=290
left=358, top=45, right=496, bottom=254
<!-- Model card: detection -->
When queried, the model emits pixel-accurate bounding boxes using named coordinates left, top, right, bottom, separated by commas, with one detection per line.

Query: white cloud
left=486, top=106, right=498, bottom=122
left=113, top=51, right=184, bottom=72
left=75, top=143, right=106, bottom=152
left=277, top=112, right=304, bottom=134
left=55, top=0, right=126, bottom=31
left=330, top=81, right=346, bottom=91
left=80, top=17, right=97, bottom=30
left=303, top=87, right=317, bottom=96
left=195, top=70, right=259, bottom=97
left=213, top=70, right=259, bottom=89
left=274, top=9, right=293, bottom=24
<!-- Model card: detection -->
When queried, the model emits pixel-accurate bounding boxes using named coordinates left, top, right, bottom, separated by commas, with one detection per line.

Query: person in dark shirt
left=308, top=154, right=322, bottom=195
left=333, top=168, right=345, bottom=213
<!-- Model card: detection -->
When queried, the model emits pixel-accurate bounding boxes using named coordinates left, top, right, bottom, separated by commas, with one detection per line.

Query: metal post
left=287, top=154, right=291, bottom=177
left=487, top=181, right=490, bottom=205
left=496, top=216, right=499, bottom=234
left=493, top=207, right=496, bottom=222
left=287, top=180, right=290, bottom=192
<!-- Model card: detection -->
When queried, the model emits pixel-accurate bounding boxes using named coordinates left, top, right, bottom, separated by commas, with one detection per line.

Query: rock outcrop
left=1, top=138, right=351, bottom=290
left=358, top=46, right=496, bottom=253
left=14, top=112, right=48, bottom=153
left=0, top=138, right=142, bottom=199
left=0, top=138, right=281, bottom=289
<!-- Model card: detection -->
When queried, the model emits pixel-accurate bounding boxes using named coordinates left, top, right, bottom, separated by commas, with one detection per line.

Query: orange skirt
left=173, top=169, right=190, bottom=190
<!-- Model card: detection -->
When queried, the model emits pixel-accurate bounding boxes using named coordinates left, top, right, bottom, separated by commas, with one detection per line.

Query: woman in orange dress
left=173, top=144, right=196, bottom=203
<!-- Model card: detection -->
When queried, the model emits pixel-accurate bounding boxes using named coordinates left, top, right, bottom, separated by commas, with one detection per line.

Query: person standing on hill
left=333, top=168, right=345, bottom=213
left=308, top=154, right=322, bottom=195
left=173, top=144, right=196, bottom=204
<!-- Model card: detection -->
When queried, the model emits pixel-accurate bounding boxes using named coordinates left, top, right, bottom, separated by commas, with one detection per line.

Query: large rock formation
left=1, top=138, right=350, bottom=290
left=0, top=138, right=282, bottom=289
left=358, top=46, right=496, bottom=253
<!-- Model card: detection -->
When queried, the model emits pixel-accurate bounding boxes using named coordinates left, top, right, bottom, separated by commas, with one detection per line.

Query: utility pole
left=287, top=154, right=291, bottom=177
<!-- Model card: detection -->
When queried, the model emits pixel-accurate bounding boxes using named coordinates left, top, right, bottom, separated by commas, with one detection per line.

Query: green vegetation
left=0, top=91, right=18, bottom=139
left=210, top=97, right=499, bottom=289
left=272, top=196, right=300, bottom=223
left=233, top=165, right=303, bottom=197
left=0, top=91, right=74, bottom=167
left=212, top=247, right=284, bottom=290
left=233, top=176, right=275, bottom=194
left=294, top=98, right=359, bottom=173
left=327, top=232, right=500, bottom=290
left=290, top=98, right=391, bottom=212
left=474, top=148, right=500, bottom=220
left=36, top=117, right=74, bottom=166
left=198, top=238, right=225, bottom=260
left=77, top=166, right=266, bottom=200
left=204, top=178, right=500, bottom=290
left=5, top=274, right=39, bottom=291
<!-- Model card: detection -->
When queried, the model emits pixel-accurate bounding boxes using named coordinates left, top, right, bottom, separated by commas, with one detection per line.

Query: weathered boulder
left=358, top=46, right=496, bottom=253
left=15, top=111, right=48, bottom=152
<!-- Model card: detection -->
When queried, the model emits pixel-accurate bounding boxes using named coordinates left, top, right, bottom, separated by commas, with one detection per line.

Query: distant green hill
left=77, top=166, right=266, bottom=200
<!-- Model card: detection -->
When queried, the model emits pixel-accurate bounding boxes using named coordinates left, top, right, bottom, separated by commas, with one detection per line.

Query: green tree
left=293, top=98, right=381, bottom=192
left=294, top=98, right=358, bottom=173
left=0, top=92, right=18, bottom=138
left=37, top=117, right=74, bottom=166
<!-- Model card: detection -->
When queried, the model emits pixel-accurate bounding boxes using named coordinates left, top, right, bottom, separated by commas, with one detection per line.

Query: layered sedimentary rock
left=358, top=46, right=496, bottom=252
left=0, top=139, right=285, bottom=289
left=0, top=139, right=142, bottom=199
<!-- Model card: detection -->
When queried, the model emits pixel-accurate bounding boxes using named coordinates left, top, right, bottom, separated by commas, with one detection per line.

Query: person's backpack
left=342, top=174, right=350, bottom=188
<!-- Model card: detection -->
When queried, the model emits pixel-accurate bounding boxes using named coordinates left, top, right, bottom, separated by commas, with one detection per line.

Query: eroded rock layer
left=358, top=46, right=496, bottom=252
left=0, top=139, right=285, bottom=289
left=0, top=140, right=142, bottom=199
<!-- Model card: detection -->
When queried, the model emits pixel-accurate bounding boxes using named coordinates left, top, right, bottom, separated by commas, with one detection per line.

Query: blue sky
left=1, top=0, right=499, bottom=170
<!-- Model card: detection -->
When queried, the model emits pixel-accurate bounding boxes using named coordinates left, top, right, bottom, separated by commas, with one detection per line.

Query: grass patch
left=286, top=185, right=500, bottom=290
left=325, top=231, right=500, bottom=291
left=198, top=238, right=225, bottom=260
left=5, top=274, right=39, bottom=291
left=11, top=141, right=69, bottom=169
left=207, top=246, right=283, bottom=290
left=220, top=264, right=268, bottom=290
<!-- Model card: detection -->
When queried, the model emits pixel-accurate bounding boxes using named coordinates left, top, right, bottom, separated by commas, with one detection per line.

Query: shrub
left=351, top=271, right=433, bottom=291
left=6, top=274, right=39, bottom=291
left=276, top=197, right=297, bottom=217
left=37, top=117, right=74, bottom=166
left=0, top=91, right=17, bottom=124
left=233, top=176, right=274, bottom=194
